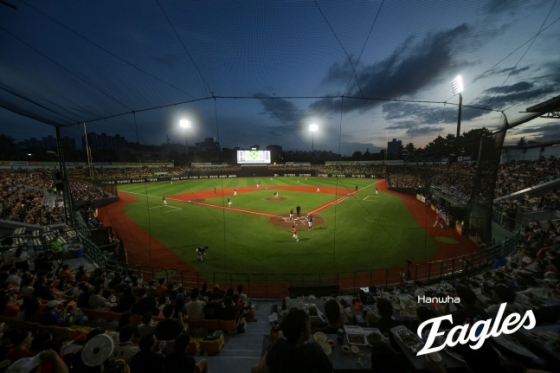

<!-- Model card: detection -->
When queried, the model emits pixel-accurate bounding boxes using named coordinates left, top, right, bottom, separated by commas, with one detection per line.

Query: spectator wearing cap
left=485, top=284, right=525, bottom=319
left=39, top=300, right=69, bottom=326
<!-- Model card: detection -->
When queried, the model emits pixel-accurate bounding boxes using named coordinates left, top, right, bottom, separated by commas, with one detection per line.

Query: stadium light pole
left=451, top=75, right=464, bottom=159
left=179, top=119, right=192, bottom=157
left=309, top=123, right=319, bottom=152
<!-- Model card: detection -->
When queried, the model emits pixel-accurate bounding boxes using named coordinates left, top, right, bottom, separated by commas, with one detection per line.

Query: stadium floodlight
left=309, top=123, right=319, bottom=152
left=451, top=75, right=464, bottom=157
left=179, top=119, right=192, bottom=156
left=451, top=75, right=464, bottom=95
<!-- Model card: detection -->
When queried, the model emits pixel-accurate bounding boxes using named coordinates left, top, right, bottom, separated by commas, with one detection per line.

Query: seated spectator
left=136, top=312, right=157, bottom=339
left=76, top=283, right=92, bottom=309
left=40, top=300, right=69, bottom=326
left=217, top=296, right=240, bottom=321
left=111, top=325, right=140, bottom=365
left=444, top=285, right=489, bottom=326
left=368, top=298, right=401, bottom=335
left=315, top=299, right=342, bottom=334
left=175, top=286, right=186, bottom=302
left=485, top=284, right=525, bottom=320
left=156, top=305, right=187, bottom=341
left=1, top=291, right=19, bottom=317
left=155, top=278, right=167, bottom=297
left=20, top=296, right=41, bottom=321
left=131, top=288, right=159, bottom=316
left=58, top=264, right=73, bottom=280
left=88, top=287, right=111, bottom=310
left=113, top=286, right=135, bottom=313
left=6, top=268, right=21, bottom=288
left=13, top=248, right=31, bottom=273
left=251, top=308, right=332, bottom=373
left=6, top=331, right=34, bottom=363
left=185, top=288, right=205, bottom=320
left=129, top=334, right=165, bottom=373
left=203, top=292, right=223, bottom=320
left=370, top=340, right=405, bottom=373
left=117, top=312, right=133, bottom=333
left=163, top=332, right=207, bottom=373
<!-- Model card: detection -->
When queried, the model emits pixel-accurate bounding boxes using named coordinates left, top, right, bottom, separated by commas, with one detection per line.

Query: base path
left=98, top=191, right=199, bottom=272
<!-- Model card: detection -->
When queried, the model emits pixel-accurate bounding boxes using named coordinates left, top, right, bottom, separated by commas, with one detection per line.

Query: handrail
left=102, top=234, right=519, bottom=299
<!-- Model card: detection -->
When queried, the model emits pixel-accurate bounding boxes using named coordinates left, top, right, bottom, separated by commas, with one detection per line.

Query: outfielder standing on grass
left=292, top=225, right=299, bottom=242
left=162, top=196, right=167, bottom=205
left=289, top=208, right=293, bottom=221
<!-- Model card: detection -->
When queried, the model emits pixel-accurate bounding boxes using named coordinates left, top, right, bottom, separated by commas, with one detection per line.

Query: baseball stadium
left=1, top=1, right=560, bottom=373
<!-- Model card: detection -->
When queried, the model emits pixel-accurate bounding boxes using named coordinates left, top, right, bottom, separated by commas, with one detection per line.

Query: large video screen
left=237, top=150, right=271, bottom=164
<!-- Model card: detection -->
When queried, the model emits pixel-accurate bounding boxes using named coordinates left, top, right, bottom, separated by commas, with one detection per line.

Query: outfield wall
left=98, top=173, right=377, bottom=185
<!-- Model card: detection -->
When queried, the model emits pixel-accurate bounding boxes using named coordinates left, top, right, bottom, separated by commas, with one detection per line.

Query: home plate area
left=269, top=214, right=323, bottom=228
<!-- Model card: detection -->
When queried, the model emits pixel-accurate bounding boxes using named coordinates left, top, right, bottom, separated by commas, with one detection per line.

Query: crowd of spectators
left=0, top=169, right=116, bottom=226
left=0, top=248, right=261, bottom=372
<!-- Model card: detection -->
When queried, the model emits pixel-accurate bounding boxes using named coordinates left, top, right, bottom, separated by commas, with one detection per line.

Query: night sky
left=1, top=0, right=559, bottom=155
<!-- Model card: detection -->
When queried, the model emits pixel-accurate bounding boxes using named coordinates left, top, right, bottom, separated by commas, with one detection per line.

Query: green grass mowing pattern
left=204, top=190, right=335, bottom=215
left=118, top=177, right=439, bottom=277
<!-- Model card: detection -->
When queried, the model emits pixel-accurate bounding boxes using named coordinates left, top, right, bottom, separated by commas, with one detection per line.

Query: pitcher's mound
left=269, top=214, right=323, bottom=228
left=265, top=197, right=287, bottom=201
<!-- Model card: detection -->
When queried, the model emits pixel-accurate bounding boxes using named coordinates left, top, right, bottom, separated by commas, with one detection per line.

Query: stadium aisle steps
left=204, top=300, right=274, bottom=373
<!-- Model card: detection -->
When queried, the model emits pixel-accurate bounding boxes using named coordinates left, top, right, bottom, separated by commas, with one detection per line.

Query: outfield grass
left=117, top=177, right=439, bottom=276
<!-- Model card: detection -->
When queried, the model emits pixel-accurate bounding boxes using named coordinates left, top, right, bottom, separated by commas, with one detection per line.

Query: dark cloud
left=254, top=94, right=304, bottom=128
left=483, top=81, right=534, bottom=94
left=383, top=118, right=444, bottom=138
left=310, top=24, right=473, bottom=114
left=508, top=123, right=560, bottom=143
left=470, top=86, right=556, bottom=113
left=484, top=0, right=524, bottom=14
left=382, top=102, right=440, bottom=123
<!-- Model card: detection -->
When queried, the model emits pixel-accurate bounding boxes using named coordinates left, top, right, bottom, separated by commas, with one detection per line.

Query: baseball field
left=99, top=177, right=478, bottom=279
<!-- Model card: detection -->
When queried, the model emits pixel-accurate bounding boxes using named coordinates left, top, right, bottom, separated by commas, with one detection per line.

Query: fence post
left=427, top=263, right=431, bottom=283
left=384, top=269, right=389, bottom=289
left=414, top=265, right=418, bottom=281
left=451, top=259, right=455, bottom=277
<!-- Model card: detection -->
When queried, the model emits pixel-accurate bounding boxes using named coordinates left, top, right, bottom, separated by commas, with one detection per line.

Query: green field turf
left=117, top=177, right=439, bottom=277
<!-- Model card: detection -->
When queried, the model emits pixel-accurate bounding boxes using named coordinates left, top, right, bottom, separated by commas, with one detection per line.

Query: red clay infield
left=99, top=180, right=478, bottom=285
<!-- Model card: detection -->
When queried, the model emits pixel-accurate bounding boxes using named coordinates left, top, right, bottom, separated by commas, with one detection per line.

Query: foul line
left=123, top=185, right=372, bottom=218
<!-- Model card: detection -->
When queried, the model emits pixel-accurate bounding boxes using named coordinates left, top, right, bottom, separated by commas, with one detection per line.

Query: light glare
left=309, top=123, right=319, bottom=132
left=451, top=75, right=464, bottom=94
left=179, top=119, right=192, bottom=129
